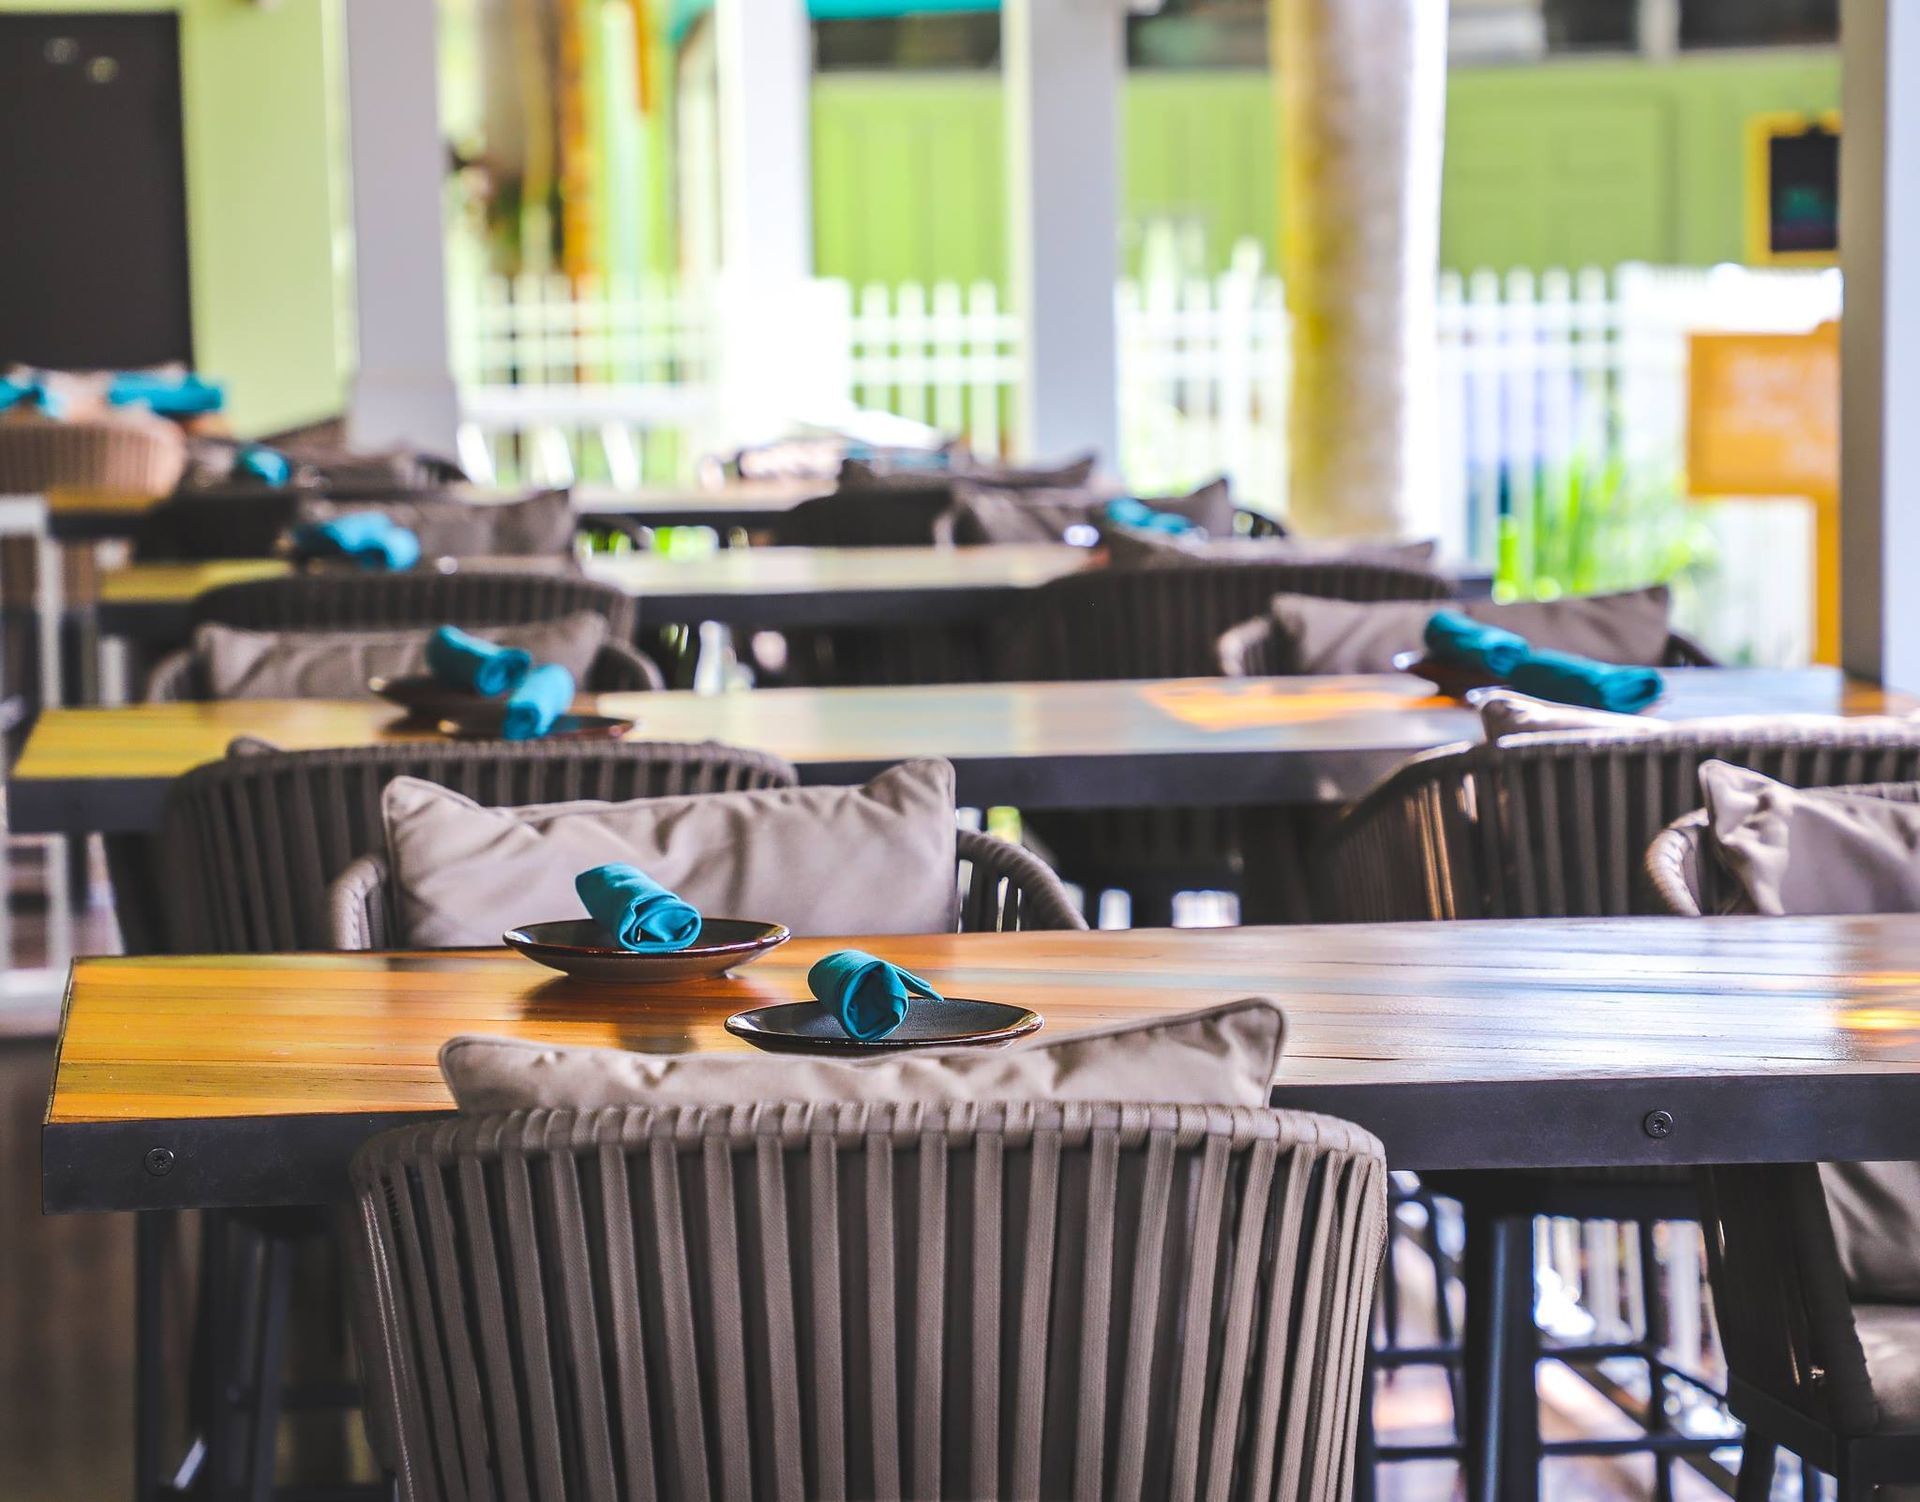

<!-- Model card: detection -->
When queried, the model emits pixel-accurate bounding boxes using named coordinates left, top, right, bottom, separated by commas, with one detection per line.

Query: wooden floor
left=0, top=841, right=1743, bottom=1501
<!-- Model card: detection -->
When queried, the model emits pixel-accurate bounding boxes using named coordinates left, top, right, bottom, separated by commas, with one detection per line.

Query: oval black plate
left=435, top=711, right=636, bottom=742
left=1392, top=648, right=1499, bottom=701
left=724, top=997, right=1042, bottom=1054
left=369, top=674, right=488, bottom=720
left=503, top=918, right=789, bottom=984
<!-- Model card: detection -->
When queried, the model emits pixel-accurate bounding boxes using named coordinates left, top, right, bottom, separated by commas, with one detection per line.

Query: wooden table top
left=44, top=916, right=1920, bottom=1211
left=10, top=667, right=1903, bottom=836
left=94, top=545, right=1097, bottom=638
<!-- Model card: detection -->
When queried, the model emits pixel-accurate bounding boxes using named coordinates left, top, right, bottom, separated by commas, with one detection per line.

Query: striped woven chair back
left=349, top=1100, right=1388, bottom=1502
left=190, top=568, right=637, bottom=640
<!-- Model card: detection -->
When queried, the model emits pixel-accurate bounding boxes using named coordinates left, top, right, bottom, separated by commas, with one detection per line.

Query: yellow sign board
left=1687, top=323, right=1840, bottom=661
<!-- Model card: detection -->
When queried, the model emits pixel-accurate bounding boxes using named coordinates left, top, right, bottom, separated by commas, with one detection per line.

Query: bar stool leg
left=1733, top=1432, right=1775, bottom=1502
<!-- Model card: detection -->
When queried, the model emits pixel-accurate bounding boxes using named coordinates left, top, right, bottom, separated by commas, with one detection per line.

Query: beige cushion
left=440, top=995, right=1285, bottom=1111
left=1700, top=761, right=1920, bottom=917
left=1478, top=689, right=1920, bottom=743
left=1270, top=584, right=1674, bottom=675
left=294, top=489, right=575, bottom=557
left=194, top=613, right=607, bottom=700
left=946, top=477, right=1232, bottom=546
left=383, top=758, right=961, bottom=947
left=1105, top=527, right=1438, bottom=571
left=1824, top=1166, right=1920, bottom=1308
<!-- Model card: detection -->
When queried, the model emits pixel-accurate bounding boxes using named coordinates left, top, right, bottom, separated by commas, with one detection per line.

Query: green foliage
left=1494, top=455, right=1715, bottom=605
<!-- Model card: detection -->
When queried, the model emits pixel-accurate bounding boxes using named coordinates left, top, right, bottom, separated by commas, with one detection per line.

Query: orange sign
left=1687, top=325, right=1839, bottom=502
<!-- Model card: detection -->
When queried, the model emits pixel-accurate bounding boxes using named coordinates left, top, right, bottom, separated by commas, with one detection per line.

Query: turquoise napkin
left=0, top=376, right=48, bottom=414
left=1104, top=496, right=1197, bottom=535
left=574, top=863, right=701, bottom=952
left=500, top=663, right=574, bottom=740
left=108, top=371, right=225, bottom=416
left=234, top=444, right=290, bottom=486
left=426, top=625, right=531, bottom=698
left=289, top=513, right=422, bottom=571
left=1507, top=648, right=1664, bottom=714
left=808, top=949, right=942, bottom=1042
left=1424, top=611, right=1530, bottom=677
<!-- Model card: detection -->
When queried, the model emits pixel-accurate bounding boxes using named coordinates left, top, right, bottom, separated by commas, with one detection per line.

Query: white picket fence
left=453, top=251, right=1841, bottom=661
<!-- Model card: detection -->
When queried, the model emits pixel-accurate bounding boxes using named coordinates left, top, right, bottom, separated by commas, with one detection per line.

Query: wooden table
left=10, top=667, right=1901, bottom=836
left=44, top=916, right=1920, bottom=1213
left=93, top=544, right=1097, bottom=642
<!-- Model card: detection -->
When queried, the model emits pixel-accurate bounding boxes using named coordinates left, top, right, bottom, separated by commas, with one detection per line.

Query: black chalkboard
left=1767, top=124, right=1840, bottom=258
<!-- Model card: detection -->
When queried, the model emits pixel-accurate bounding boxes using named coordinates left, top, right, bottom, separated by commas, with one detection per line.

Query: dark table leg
left=134, top=1209, right=174, bottom=1502
left=1463, top=1204, right=1541, bottom=1502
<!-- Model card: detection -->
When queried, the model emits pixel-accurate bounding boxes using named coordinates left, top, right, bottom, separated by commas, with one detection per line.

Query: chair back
left=1325, top=729, right=1920, bottom=922
left=1003, top=558, right=1452, bottom=682
left=158, top=740, right=797, bottom=952
left=349, top=1100, right=1387, bottom=1502
left=189, top=569, right=637, bottom=640
left=1646, top=779, right=1920, bottom=917
left=775, top=484, right=955, bottom=548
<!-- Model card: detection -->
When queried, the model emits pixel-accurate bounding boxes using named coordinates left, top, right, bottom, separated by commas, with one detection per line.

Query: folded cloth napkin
left=1424, top=610, right=1530, bottom=677
left=1104, top=495, right=1198, bottom=535
left=426, top=624, right=532, bottom=698
left=500, top=662, right=574, bottom=740
left=1506, top=646, right=1664, bottom=714
left=0, top=375, right=50, bottom=414
left=288, top=512, right=422, bottom=572
left=808, top=949, right=943, bottom=1042
left=108, top=371, right=226, bottom=416
left=234, top=444, right=291, bottom=486
left=574, top=862, right=702, bottom=952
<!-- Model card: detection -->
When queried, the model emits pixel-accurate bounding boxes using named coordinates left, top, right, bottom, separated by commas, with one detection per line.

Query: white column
left=709, top=0, right=815, bottom=446
left=1276, top=0, right=1448, bottom=542
left=1003, top=0, right=1124, bottom=468
left=1840, top=0, right=1920, bottom=690
left=342, top=0, right=460, bottom=456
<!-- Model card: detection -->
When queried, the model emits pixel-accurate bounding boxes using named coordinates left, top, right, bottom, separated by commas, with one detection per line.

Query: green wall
left=1, top=0, right=351, bottom=435
left=811, top=48, right=1841, bottom=287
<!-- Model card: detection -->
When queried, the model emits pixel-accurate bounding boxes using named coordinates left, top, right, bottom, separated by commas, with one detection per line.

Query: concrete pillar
left=1003, top=0, right=1124, bottom=467
left=1840, top=0, right=1920, bottom=689
left=342, top=0, right=461, bottom=456
left=1275, top=0, right=1448, bottom=542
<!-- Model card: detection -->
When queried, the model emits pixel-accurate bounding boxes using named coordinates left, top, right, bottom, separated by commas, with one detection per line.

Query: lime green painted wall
left=810, top=48, right=1841, bottom=286
left=1, top=0, right=351, bottom=434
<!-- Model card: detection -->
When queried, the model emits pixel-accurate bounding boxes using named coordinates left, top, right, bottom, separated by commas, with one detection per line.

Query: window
left=1679, top=0, right=1837, bottom=49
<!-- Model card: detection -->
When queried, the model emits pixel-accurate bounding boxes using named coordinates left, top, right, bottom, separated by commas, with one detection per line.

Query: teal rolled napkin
left=289, top=513, right=422, bottom=572
left=108, top=371, right=226, bottom=416
left=808, top=949, right=942, bottom=1042
left=1507, top=648, right=1664, bottom=714
left=235, top=444, right=290, bottom=486
left=575, top=863, right=701, bottom=952
left=500, top=663, right=574, bottom=740
left=1424, top=610, right=1530, bottom=677
left=0, top=376, right=49, bottom=413
left=1104, top=496, right=1197, bottom=535
left=426, top=625, right=531, bottom=698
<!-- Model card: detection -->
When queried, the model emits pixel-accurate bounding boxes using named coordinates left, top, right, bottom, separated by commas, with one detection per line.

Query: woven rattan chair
left=1650, top=782, right=1920, bottom=1497
left=347, top=1099, right=1387, bottom=1501
left=1698, top=1164, right=1920, bottom=1501
left=328, top=823, right=1088, bottom=949
left=1215, top=611, right=1718, bottom=678
left=187, top=569, right=639, bottom=640
left=1648, top=780, right=1920, bottom=917
left=1325, top=728, right=1920, bottom=1498
left=1324, top=728, right=1920, bottom=924
left=997, top=558, right=1455, bottom=925
left=150, top=740, right=798, bottom=954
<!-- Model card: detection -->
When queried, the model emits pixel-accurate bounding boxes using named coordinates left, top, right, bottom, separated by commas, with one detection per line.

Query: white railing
left=453, top=252, right=1841, bottom=662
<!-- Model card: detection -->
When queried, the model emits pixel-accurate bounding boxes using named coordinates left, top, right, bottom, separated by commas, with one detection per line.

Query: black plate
left=435, top=711, right=635, bottom=741
left=369, top=674, right=489, bottom=719
left=1392, top=648, right=1500, bottom=701
left=724, top=997, right=1043, bottom=1053
left=503, top=918, right=789, bottom=983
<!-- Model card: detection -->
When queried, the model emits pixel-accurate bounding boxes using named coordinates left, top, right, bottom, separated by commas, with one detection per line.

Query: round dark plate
left=1392, top=649, right=1499, bottom=701
left=724, top=997, right=1043, bottom=1054
left=503, top=918, right=790, bottom=983
left=370, top=674, right=490, bottom=720
left=435, top=711, right=635, bottom=741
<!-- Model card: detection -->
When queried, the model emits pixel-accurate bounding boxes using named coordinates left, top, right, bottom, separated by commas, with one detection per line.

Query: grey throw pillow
left=439, top=995, right=1287, bottom=1111
left=1700, top=761, right=1920, bottom=917
left=1477, top=689, right=1920, bottom=743
left=1270, top=584, right=1675, bottom=675
left=382, top=758, right=961, bottom=946
left=294, top=489, right=575, bottom=557
left=194, top=613, right=608, bottom=700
